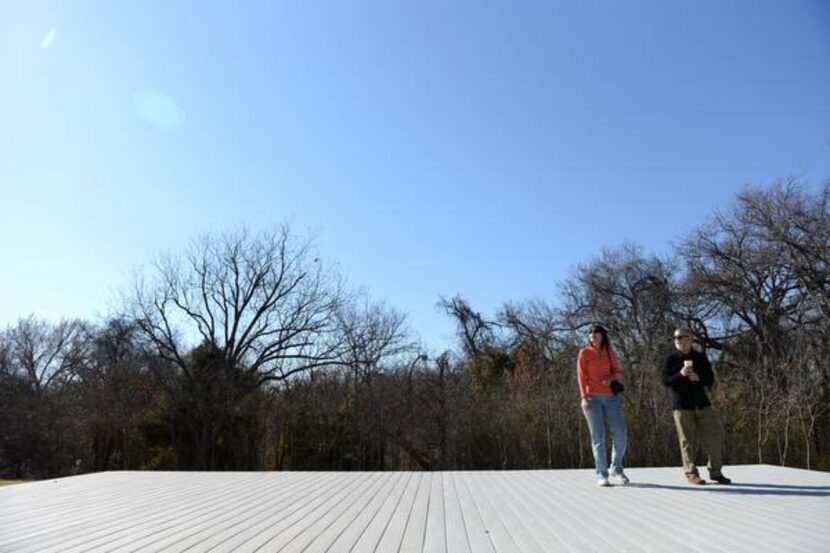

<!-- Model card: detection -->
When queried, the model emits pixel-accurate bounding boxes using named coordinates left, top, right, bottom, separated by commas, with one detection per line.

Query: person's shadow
left=627, top=482, right=830, bottom=497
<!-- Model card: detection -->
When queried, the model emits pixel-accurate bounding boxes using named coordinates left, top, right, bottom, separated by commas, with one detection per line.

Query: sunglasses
left=673, top=335, right=690, bottom=340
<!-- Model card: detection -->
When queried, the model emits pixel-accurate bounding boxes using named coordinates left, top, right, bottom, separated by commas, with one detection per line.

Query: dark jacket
left=663, top=349, right=714, bottom=410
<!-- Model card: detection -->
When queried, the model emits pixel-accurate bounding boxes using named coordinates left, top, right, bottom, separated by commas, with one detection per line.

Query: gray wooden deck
left=1, top=465, right=828, bottom=552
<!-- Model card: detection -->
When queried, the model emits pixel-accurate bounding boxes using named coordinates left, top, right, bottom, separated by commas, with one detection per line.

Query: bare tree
left=438, top=295, right=495, bottom=357
left=738, top=179, right=830, bottom=320
left=4, top=317, right=85, bottom=395
left=130, top=225, right=344, bottom=386
left=679, top=203, right=799, bottom=361
left=501, top=299, right=569, bottom=361
left=333, top=297, right=417, bottom=469
left=500, top=300, right=578, bottom=468
left=559, top=243, right=676, bottom=356
left=72, top=319, right=157, bottom=471
left=0, top=317, right=86, bottom=477
left=336, top=298, right=415, bottom=380
left=128, top=225, right=345, bottom=469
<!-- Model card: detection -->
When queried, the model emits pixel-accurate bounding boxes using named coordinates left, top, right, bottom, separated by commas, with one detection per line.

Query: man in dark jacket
left=663, top=328, right=731, bottom=485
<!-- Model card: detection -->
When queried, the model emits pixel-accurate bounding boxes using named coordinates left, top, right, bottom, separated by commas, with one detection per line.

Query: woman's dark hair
left=587, top=324, right=610, bottom=350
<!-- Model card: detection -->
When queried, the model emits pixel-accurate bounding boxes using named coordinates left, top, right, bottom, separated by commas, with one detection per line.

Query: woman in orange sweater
left=578, top=324, right=629, bottom=486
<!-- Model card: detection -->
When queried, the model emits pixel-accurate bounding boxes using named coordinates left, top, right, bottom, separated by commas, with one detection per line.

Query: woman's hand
left=581, top=397, right=591, bottom=410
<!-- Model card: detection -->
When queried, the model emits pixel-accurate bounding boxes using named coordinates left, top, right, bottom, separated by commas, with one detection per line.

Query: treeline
left=1, top=178, right=828, bottom=478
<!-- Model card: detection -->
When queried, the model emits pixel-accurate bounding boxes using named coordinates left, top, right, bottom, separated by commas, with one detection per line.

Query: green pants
left=672, top=407, right=724, bottom=476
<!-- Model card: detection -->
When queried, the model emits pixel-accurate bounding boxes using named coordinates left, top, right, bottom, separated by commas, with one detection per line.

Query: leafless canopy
left=130, top=225, right=344, bottom=385
left=1, top=317, right=86, bottom=394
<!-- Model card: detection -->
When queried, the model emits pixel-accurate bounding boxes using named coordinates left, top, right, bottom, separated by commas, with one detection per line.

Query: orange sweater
left=577, top=346, right=622, bottom=399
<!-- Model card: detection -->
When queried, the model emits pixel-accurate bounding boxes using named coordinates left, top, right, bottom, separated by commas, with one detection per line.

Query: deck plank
left=442, top=472, right=472, bottom=553
left=422, top=471, right=447, bottom=553
left=399, top=471, right=433, bottom=553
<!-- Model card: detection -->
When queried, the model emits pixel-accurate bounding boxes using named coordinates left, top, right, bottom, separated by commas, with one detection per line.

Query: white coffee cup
left=683, top=360, right=693, bottom=368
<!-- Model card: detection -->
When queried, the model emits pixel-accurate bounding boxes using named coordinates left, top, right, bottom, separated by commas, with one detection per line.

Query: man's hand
left=581, top=398, right=591, bottom=411
left=681, top=365, right=700, bottom=382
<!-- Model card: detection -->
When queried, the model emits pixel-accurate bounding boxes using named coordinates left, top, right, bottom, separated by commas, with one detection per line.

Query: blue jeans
left=582, top=394, right=628, bottom=478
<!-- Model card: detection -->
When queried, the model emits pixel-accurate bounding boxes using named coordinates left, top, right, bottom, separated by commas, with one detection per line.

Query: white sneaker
left=611, top=471, right=630, bottom=485
left=597, top=477, right=611, bottom=487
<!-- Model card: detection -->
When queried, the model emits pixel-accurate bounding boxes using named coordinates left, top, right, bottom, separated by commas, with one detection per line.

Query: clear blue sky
left=2, top=1, right=829, bottom=351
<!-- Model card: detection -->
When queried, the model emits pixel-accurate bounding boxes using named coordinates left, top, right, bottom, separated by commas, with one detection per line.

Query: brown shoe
left=709, top=473, right=731, bottom=485
left=686, top=473, right=706, bottom=485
